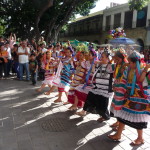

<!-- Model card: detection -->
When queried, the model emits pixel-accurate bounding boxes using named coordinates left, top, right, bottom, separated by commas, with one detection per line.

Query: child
left=44, top=50, right=65, bottom=96
left=29, top=54, right=38, bottom=85
left=37, top=53, right=45, bottom=81
left=36, top=51, right=57, bottom=92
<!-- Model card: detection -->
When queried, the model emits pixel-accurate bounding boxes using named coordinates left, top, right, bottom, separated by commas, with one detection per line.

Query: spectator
left=41, top=43, right=47, bottom=53
left=31, top=38, right=37, bottom=50
left=47, top=45, right=53, bottom=52
left=0, top=43, right=8, bottom=78
left=52, top=46, right=59, bottom=59
left=29, top=54, right=38, bottom=85
left=11, top=44, right=20, bottom=79
left=9, top=33, right=16, bottom=49
left=0, top=36, right=4, bottom=43
left=18, top=40, right=30, bottom=81
left=37, top=53, right=45, bottom=81
left=5, top=41, right=12, bottom=76
left=38, top=36, right=46, bottom=47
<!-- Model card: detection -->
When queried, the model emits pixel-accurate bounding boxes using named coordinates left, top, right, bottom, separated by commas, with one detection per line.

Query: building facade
left=59, top=2, right=150, bottom=49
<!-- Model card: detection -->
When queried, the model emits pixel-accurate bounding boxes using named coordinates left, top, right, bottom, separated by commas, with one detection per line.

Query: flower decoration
left=108, top=27, right=126, bottom=39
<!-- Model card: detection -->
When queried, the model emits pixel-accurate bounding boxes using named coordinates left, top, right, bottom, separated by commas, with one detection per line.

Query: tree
left=38, top=0, right=98, bottom=42
left=1, top=0, right=149, bottom=41
left=129, top=0, right=150, bottom=10
left=34, top=0, right=54, bottom=40
left=0, top=0, right=98, bottom=41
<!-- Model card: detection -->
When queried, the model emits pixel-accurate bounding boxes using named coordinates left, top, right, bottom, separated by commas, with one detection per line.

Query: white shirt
left=18, top=47, right=30, bottom=63
left=5, top=47, right=12, bottom=60
left=42, top=48, right=47, bottom=53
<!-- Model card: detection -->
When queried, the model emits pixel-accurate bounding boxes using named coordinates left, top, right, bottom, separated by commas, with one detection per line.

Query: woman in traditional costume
left=69, top=49, right=97, bottom=110
left=108, top=51, right=150, bottom=146
left=76, top=51, right=114, bottom=123
left=110, top=50, right=128, bottom=130
left=54, top=47, right=74, bottom=103
left=67, top=52, right=87, bottom=110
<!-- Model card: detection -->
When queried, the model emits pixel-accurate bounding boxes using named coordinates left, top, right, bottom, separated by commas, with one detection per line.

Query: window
left=124, top=11, right=133, bottom=29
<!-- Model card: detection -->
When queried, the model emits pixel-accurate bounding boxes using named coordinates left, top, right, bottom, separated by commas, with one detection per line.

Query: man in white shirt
left=18, top=40, right=30, bottom=81
left=41, top=43, right=47, bottom=53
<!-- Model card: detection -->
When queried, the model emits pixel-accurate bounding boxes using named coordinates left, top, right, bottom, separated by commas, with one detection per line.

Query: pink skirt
left=42, top=75, right=55, bottom=86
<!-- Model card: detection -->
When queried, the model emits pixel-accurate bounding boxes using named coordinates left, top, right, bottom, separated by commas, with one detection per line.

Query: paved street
left=0, top=77, right=150, bottom=150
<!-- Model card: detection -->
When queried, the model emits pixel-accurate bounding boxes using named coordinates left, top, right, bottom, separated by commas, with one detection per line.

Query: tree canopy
left=129, top=0, right=150, bottom=10
left=0, top=0, right=150, bottom=42
left=0, top=0, right=98, bottom=41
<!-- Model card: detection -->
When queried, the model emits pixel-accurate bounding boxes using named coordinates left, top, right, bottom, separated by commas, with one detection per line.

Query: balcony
left=60, top=27, right=102, bottom=37
left=114, top=23, right=121, bottom=29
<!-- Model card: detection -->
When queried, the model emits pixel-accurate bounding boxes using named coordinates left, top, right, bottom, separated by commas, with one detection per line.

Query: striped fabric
left=90, top=64, right=114, bottom=98
left=58, top=58, right=74, bottom=92
left=68, top=61, right=87, bottom=106
left=114, top=69, right=150, bottom=123
left=42, top=58, right=57, bottom=85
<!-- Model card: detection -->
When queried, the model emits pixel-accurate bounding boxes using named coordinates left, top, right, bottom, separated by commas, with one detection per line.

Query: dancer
left=68, top=52, right=87, bottom=110
left=43, top=50, right=64, bottom=96
left=76, top=51, right=114, bottom=123
left=54, top=47, right=74, bottom=103
left=69, top=49, right=97, bottom=110
left=36, top=51, right=57, bottom=92
left=108, top=51, right=150, bottom=146
left=110, top=50, right=128, bottom=130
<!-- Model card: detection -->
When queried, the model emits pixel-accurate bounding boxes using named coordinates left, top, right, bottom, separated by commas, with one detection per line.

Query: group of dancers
left=36, top=44, right=150, bottom=146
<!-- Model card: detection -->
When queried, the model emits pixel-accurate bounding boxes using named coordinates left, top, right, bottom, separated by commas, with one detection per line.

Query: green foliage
left=129, top=0, right=150, bottom=10
left=0, top=19, right=6, bottom=35
left=75, top=0, right=97, bottom=16
left=76, top=43, right=88, bottom=52
left=1, top=0, right=98, bottom=39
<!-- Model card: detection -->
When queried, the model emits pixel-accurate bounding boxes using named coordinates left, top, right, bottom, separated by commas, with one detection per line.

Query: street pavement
left=0, top=77, right=150, bottom=150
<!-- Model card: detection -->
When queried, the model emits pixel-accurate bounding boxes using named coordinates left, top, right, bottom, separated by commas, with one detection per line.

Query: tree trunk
left=51, top=0, right=77, bottom=42
left=44, top=0, right=88, bottom=42
left=45, top=19, right=56, bottom=43
left=35, top=0, right=54, bottom=42
left=44, top=0, right=72, bottom=42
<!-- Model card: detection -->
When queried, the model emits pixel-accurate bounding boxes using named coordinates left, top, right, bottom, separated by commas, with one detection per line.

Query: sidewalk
left=0, top=78, right=150, bottom=150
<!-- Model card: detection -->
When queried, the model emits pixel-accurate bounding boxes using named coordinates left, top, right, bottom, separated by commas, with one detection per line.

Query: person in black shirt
left=29, top=54, right=38, bottom=85
left=12, top=44, right=19, bottom=78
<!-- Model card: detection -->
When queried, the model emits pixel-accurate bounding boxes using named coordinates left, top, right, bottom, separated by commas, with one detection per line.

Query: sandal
left=130, top=139, right=144, bottom=146
left=112, top=126, right=125, bottom=132
left=54, top=99, right=62, bottom=103
left=69, top=106, right=78, bottom=111
left=63, top=102, right=70, bottom=105
left=75, top=111, right=86, bottom=117
left=107, top=135, right=121, bottom=142
left=97, top=117, right=106, bottom=123
left=44, top=92, right=51, bottom=95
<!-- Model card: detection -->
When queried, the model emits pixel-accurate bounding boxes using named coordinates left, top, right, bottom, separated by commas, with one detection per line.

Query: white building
left=60, top=2, right=150, bottom=49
